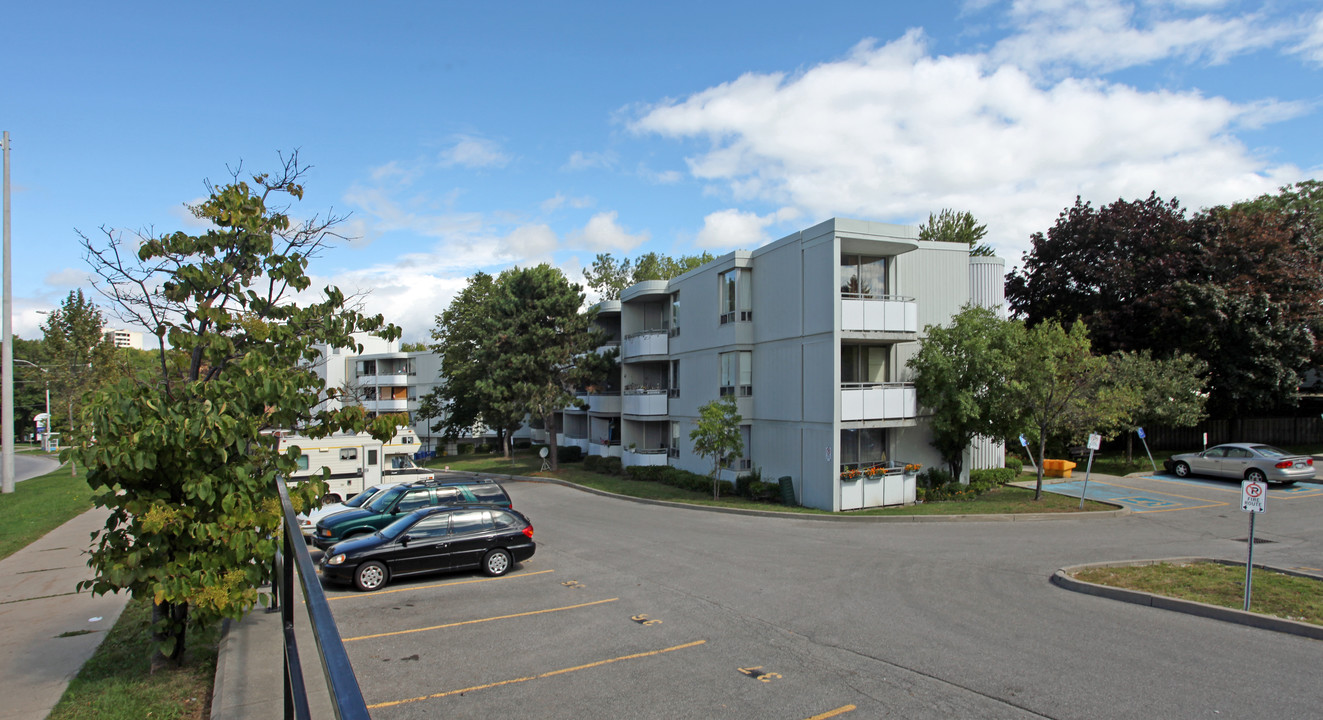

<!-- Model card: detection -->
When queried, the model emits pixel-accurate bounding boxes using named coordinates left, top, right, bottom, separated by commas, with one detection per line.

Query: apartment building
left=555, top=217, right=1006, bottom=512
left=104, top=328, right=148, bottom=350
left=311, top=335, right=448, bottom=453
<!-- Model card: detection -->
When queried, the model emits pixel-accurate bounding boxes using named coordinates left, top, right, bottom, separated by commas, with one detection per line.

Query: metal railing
left=272, top=478, right=370, bottom=720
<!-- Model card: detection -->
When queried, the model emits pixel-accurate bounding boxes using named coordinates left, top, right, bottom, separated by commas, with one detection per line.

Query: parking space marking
left=1113, top=496, right=1180, bottom=509
left=805, top=706, right=857, bottom=720
left=367, top=639, right=708, bottom=710
left=326, top=569, right=555, bottom=601
left=344, top=597, right=619, bottom=642
left=1040, top=480, right=1227, bottom=512
left=1139, top=476, right=1323, bottom=499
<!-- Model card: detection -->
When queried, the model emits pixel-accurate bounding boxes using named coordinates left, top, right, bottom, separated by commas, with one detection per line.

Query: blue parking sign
left=1137, top=427, right=1146, bottom=439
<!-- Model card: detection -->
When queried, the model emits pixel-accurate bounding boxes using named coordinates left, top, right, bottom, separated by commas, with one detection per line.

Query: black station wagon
left=311, top=478, right=512, bottom=550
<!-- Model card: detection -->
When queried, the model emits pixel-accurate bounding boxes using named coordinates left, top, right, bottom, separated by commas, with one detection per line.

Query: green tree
left=71, top=154, right=399, bottom=668
left=1108, top=350, right=1208, bottom=462
left=918, top=209, right=995, bottom=257
left=40, top=290, right=119, bottom=445
left=1008, top=320, right=1127, bottom=500
left=6, top=336, right=50, bottom=439
left=689, top=395, right=744, bottom=499
left=478, top=265, right=608, bottom=469
left=907, top=306, right=1021, bottom=480
left=584, top=251, right=715, bottom=300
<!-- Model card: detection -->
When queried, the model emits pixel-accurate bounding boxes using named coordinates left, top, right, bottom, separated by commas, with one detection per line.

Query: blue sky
left=4, top=0, right=1321, bottom=343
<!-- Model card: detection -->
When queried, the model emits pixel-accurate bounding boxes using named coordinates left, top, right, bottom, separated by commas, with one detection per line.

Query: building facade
left=553, top=218, right=1005, bottom=512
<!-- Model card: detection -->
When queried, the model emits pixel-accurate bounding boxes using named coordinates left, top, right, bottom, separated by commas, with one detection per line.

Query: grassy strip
left=1073, top=561, right=1323, bottom=626
left=0, top=463, right=94, bottom=561
left=47, top=594, right=218, bottom=720
left=428, top=452, right=1113, bottom=514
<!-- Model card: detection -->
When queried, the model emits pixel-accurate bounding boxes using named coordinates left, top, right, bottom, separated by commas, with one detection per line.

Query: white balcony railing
left=585, top=391, right=621, bottom=415
left=622, top=390, right=667, bottom=416
left=840, top=382, right=917, bottom=422
left=624, top=448, right=670, bottom=468
left=841, top=295, right=918, bottom=333
left=621, top=330, right=668, bottom=359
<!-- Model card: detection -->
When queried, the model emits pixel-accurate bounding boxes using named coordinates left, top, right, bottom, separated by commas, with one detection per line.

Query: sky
left=3, top=0, right=1321, bottom=344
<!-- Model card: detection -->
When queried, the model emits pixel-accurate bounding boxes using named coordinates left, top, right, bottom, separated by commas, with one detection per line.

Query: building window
left=719, top=351, right=752, bottom=396
left=669, top=360, right=680, bottom=398
left=736, top=424, right=752, bottom=470
left=719, top=269, right=752, bottom=324
left=356, top=359, right=377, bottom=377
left=340, top=448, right=358, bottom=461
left=839, top=428, right=887, bottom=471
left=840, top=254, right=887, bottom=299
left=841, top=346, right=888, bottom=384
left=670, top=292, right=681, bottom=337
left=669, top=421, right=680, bottom=458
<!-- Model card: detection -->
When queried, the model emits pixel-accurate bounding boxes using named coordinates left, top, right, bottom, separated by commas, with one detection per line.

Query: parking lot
left=309, top=477, right=1323, bottom=719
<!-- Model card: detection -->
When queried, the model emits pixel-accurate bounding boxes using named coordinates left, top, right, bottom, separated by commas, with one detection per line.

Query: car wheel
left=354, top=561, right=388, bottom=591
left=322, top=493, right=343, bottom=504
left=1173, top=461, right=1191, bottom=478
left=482, top=549, right=512, bottom=577
left=1246, top=468, right=1267, bottom=485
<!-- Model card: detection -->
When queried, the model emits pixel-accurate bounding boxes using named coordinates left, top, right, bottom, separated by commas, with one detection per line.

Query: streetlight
left=13, top=359, right=50, bottom=451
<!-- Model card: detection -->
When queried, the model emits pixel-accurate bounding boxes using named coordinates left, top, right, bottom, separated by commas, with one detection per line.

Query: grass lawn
left=426, top=450, right=1114, bottom=515
left=0, top=462, right=93, bottom=561
left=1072, top=561, right=1323, bottom=626
left=47, top=595, right=218, bottom=720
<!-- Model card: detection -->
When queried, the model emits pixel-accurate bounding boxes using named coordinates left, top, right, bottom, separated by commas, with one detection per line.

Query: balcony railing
left=840, top=382, right=917, bottom=421
left=621, top=330, right=668, bottom=359
left=622, top=389, right=668, bottom=416
left=840, top=295, right=917, bottom=333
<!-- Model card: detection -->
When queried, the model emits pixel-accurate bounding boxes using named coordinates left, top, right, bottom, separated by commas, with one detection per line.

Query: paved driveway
left=322, top=480, right=1323, bottom=719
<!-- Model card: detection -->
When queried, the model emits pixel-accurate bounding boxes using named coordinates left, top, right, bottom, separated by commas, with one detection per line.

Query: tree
left=907, top=305, right=1021, bottom=480
left=71, top=153, right=399, bottom=668
left=689, top=395, right=744, bottom=499
left=476, top=265, right=609, bottom=469
left=40, top=290, right=119, bottom=443
left=1008, top=320, right=1128, bottom=500
left=918, top=209, right=995, bottom=257
left=1108, top=350, right=1208, bottom=462
left=584, top=251, right=715, bottom=300
left=6, top=336, right=50, bottom=438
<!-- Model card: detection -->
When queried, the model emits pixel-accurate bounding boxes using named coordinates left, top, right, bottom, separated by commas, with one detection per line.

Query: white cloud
left=498, top=223, right=561, bottom=259
left=569, top=211, right=649, bottom=252
left=440, top=136, right=512, bottom=169
left=631, top=31, right=1303, bottom=262
left=695, top=208, right=800, bottom=250
left=541, top=193, right=595, bottom=212
left=564, top=150, right=618, bottom=171
left=988, top=0, right=1290, bottom=74
left=1294, top=11, right=1323, bottom=66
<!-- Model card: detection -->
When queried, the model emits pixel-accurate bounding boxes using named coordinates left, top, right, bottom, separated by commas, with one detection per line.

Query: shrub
left=476, top=443, right=493, bottom=454
left=457, top=443, right=474, bottom=455
left=747, top=480, right=779, bottom=502
left=601, top=456, right=623, bottom=475
left=970, top=468, right=1016, bottom=487
left=583, top=454, right=601, bottom=471
left=513, top=439, right=532, bottom=449
left=625, top=466, right=663, bottom=482
left=1004, top=456, right=1024, bottom=475
left=557, top=445, right=583, bottom=463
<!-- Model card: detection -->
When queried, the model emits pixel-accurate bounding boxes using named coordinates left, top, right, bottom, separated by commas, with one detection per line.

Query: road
left=322, top=475, right=1323, bottom=719
left=3, top=452, right=60, bottom=483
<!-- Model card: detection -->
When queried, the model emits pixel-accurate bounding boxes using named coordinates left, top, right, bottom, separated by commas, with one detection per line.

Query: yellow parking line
left=806, top=705, right=857, bottom=719
left=344, top=598, right=618, bottom=642
left=1096, top=479, right=1231, bottom=504
left=328, top=569, right=554, bottom=601
left=368, top=639, right=708, bottom=709
left=1142, top=475, right=1323, bottom=500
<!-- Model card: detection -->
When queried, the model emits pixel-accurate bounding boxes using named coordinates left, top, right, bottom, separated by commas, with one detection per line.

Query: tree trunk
left=1034, top=437, right=1046, bottom=501
left=150, top=600, right=189, bottom=672
left=546, top=412, right=559, bottom=471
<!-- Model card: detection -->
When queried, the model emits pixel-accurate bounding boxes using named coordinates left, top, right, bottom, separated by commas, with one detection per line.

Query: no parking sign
left=1241, top=479, right=1267, bottom=513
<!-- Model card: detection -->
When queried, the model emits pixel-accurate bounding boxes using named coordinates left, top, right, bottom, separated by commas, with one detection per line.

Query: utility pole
left=2, top=131, right=13, bottom=494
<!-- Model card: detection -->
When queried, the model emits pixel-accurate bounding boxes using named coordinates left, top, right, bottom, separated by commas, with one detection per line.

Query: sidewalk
left=0, top=508, right=128, bottom=720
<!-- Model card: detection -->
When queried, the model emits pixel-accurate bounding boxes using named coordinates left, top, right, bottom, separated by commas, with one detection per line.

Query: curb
left=443, top=469, right=1130, bottom=523
left=210, top=617, right=236, bottom=720
left=1052, top=557, right=1323, bottom=640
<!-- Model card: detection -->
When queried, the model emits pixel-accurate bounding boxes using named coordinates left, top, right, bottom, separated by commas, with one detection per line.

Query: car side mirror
left=399, top=534, right=411, bottom=546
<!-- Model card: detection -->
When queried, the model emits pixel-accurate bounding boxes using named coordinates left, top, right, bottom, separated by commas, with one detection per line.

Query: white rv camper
left=280, top=428, right=434, bottom=501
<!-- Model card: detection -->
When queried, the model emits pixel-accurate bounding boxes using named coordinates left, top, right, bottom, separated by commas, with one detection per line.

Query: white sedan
left=1164, top=443, right=1316, bottom=485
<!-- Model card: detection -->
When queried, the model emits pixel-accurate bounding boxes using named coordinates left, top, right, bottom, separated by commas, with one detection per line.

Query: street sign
left=1019, top=435, right=1028, bottom=447
left=1086, top=433, right=1101, bottom=451
left=1136, top=427, right=1145, bottom=439
left=1241, top=480, right=1267, bottom=513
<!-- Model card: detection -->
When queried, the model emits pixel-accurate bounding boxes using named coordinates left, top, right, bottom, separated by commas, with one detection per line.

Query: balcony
left=585, top=391, right=621, bottom=415
left=621, top=330, right=668, bottom=360
left=840, top=382, right=917, bottom=422
left=589, top=441, right=622, bottom=458
left=359, top=373, right=412, bottom=386
left=841, top=295, right=917, bottom=334
left=363, top=398, right=412, bottom=412
left=623, top=448, right=670, bottom=468
left=622, top=389, right=668, bottom=416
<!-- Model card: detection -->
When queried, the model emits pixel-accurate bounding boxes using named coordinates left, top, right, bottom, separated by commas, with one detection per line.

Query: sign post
left=1136, top=427, right=1157, bottom=473
left=1019, top=435, right=1036, bottom=475
left=1078, top=433, right=1102, bottom=510
left=1240, top=479, right=1267, bottom=611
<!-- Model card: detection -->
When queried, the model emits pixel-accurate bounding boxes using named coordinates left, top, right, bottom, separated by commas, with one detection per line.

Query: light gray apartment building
left=550, top=217, right=1006, bottom=512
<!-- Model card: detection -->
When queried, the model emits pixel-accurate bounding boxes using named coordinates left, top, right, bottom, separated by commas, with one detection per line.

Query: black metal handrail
left=273, top=478, right=370, bottom=720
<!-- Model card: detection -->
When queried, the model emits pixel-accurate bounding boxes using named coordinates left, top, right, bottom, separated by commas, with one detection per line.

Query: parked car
left=319, top=505, right=536, bottom=590
left=297, top=482, right=401, bottom=540
left=1163, top=443, right=1316, bottom=484
left=311, top=478, right=513, bottom=550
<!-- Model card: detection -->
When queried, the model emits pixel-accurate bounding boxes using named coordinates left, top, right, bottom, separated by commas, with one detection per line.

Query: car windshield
left=367, top=485, right=408, bottom=513
left=345, top=487, right=384, bottom=509
left=1251, top=445, right=1292, bottom=458
left=378, top=511, right=422, bottom=540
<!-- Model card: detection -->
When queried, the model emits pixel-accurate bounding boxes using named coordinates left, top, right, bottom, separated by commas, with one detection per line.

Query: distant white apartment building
left=311, top=335, right=448, bottom=452
left=551, top=217, right=1006, bottom=512
left=104, top=328, right=148, bottom=350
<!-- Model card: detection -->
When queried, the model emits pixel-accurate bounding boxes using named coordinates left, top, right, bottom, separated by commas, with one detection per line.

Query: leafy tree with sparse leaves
left=585, top=251, right=715, bottom=300
left=40, top=290, right=120, bottom=444
left=907, top=305, right=1021, bottom=480
left=918, top=209, right=995, bottom=257
left=71, top=153, right=399, bottom=669
left=689, top=395, right=744, bottom=499
left=1108, top=349, right=1208, bottom=463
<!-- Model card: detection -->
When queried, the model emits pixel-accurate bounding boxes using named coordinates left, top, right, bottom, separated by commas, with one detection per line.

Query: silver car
left=1164, top=443, right=1316, bottom=484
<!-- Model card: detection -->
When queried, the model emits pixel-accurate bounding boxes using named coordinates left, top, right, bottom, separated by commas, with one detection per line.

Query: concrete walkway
left=0, top=507, right=127, bottom=720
